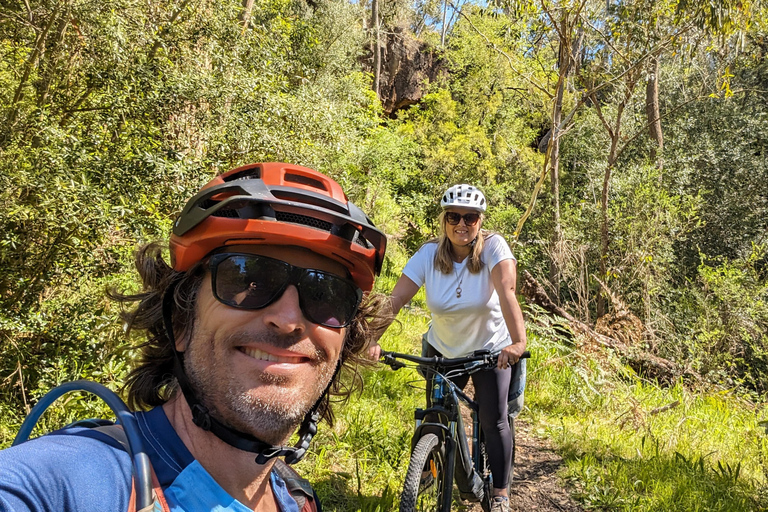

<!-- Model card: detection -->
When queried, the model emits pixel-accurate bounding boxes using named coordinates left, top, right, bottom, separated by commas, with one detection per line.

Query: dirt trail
left=507, top=420, right=584, bottom=512
left=458, top=381, right=583, bottom=512
left=460, top=419, right=583, bottom=512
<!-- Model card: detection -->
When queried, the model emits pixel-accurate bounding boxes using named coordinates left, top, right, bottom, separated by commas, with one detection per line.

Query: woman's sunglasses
left=445, top=212, right=481, bottom=226
left=209, top=253, right=362, bottom=328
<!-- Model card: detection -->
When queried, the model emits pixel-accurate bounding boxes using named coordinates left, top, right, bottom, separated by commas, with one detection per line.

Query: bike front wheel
left=400, top=433, right=447, bottom=512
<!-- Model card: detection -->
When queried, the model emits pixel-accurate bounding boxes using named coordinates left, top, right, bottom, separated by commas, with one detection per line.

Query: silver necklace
left=454, top=262, right=468, bottom=298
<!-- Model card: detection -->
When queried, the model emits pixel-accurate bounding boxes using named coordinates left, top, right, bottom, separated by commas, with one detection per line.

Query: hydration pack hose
left=12, top=381, right=153, bottom=510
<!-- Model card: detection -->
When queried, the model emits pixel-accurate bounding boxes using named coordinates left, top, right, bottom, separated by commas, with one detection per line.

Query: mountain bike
left=381, top=349, right=530, bottom=512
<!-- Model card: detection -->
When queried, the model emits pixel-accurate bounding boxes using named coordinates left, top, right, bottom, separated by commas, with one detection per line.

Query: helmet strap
left=161, top=282, right=330, bottom=465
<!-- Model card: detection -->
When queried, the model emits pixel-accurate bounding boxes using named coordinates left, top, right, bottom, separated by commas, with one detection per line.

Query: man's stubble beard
left=184, top=329, right=339, bottom=445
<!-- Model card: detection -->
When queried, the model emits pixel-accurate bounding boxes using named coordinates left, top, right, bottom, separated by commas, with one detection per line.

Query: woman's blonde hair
left=432, top=210, right=492, bottom=275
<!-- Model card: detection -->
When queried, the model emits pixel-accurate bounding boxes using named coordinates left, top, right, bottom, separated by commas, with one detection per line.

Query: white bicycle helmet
left=440, top=184, right=487, bottom=212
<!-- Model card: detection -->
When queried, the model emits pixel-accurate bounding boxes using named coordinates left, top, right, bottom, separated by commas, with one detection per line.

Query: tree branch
left=580, top=16, right=631, bottom=65
left=455, top=6, right=554, bottom=99
left=148, top=0, right=193, bottom=61
left=589, top=90, right=614, bottom=140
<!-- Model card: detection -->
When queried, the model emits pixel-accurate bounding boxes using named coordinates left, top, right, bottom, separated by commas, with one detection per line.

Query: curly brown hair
left=110, top=242, right=390, bottom=426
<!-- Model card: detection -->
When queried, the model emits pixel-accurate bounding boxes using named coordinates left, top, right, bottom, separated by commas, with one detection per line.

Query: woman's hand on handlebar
left=367, top=342, right=383, bottom=361
left=498, top=342, right=527, bottom=369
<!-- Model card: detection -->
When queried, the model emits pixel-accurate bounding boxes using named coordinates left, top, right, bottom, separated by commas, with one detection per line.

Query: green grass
left=527, top=341, right=768, bottom=511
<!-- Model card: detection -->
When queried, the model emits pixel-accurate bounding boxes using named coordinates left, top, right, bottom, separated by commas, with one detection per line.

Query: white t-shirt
left=402, top=233, right=516, bottom=358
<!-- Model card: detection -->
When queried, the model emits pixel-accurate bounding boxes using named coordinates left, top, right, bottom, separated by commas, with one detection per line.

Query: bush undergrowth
left=528, top=335, right=768, bottom=511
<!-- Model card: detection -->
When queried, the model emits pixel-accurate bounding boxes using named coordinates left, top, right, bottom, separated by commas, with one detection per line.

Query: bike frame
left=382, top=350, right=515, bottom=511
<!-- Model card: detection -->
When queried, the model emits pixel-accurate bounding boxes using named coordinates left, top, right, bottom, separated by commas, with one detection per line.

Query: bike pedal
left=459, top=491, right=483, bottom=503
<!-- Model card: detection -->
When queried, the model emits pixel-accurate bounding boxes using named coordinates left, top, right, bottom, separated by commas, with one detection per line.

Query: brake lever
left=475, top=350, right=530, bottom=370
left=463, top=360, right=486, bottom=373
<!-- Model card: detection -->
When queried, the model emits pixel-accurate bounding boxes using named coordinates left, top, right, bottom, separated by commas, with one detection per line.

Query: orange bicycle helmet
left=170, top=162, right=386, bottom=292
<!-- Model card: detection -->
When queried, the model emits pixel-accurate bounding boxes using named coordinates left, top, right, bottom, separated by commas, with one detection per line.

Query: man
left=0, top=162, right=387, bottom=512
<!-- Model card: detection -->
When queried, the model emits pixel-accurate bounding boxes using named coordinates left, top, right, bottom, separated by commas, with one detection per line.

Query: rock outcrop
left=376, top=28, right=446, bottom=116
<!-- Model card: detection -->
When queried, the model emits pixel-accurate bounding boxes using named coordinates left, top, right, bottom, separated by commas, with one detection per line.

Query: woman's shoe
left=489, top=496, right=509, bottom=512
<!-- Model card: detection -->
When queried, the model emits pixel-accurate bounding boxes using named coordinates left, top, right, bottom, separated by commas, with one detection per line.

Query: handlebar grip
left=521, top=350, right=531, bottom=359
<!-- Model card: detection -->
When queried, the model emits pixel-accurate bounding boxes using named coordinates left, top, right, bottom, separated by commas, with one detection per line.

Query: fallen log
left=519, top=270, right=698, bottom=384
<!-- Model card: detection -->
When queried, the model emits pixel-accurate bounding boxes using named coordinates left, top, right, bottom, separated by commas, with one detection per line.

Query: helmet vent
left=211, top=208, right=240, bottom=218
left=276, top=211, right=333, bottom=232
left=354, top=233, right=370, bottom=248
left=200, top=198, right=217, bottom=209
left=223, top=166, right=261, bottom=182
left=285, top=173, right=327, bottom=191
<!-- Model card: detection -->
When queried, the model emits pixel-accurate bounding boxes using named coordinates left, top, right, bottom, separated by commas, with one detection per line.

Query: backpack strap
left=93, top=424, right=170, bottom=512
left=272, top=459, right=318, bottom=512
left=95, top=424, right=316, bottom=512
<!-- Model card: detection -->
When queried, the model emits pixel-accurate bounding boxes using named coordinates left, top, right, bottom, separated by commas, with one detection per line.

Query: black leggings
left=424, top=344, right=512, bottom=490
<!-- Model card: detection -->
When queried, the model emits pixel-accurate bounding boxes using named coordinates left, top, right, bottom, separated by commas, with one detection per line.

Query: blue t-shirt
left=0, top=407, right=310, bottom=512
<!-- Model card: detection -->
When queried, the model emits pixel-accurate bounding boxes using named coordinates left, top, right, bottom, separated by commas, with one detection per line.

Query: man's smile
left=238, top=346, right=310, bottom=365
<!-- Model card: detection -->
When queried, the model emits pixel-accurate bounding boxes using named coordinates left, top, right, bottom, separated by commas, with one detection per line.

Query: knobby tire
left=400, top=433, right=446, bottom=512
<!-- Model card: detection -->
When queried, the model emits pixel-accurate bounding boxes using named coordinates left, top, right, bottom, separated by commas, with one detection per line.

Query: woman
left=368, top=184, right=527, bottom=512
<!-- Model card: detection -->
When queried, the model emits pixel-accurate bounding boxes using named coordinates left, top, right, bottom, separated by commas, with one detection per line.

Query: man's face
left=181, top=244, right=348, bottom=444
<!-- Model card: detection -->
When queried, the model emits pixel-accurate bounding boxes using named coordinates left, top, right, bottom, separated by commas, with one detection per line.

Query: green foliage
left=0, top=0, right=382, bottom=423
left=663, top=248, right=768, bottom=393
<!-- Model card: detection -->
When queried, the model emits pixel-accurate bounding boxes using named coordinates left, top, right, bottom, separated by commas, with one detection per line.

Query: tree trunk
left=592, top=68, right=637, bottom=319
left=240, top=0, right=255, bottom=30
left=598, top=131, right=620, bottom=318
left=372, top=0, right=380, bottom=97
left=645, top=54, right=663, bottom=170
left=440, top=0, right=448, bottom=46
left=549, top=143, right=562, bottom=303
left=38, top=9, right=70, bottom=109
left=548, top=16, right=571, bottom=303
left=5, top=4, right=61, bottom=136
left=569, top=26, right=584, bottom=80
left=597, top=168, right=610, bottom=318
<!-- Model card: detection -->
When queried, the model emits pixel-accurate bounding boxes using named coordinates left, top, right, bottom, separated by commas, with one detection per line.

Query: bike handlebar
left=380, top=349, right=530, bottom=372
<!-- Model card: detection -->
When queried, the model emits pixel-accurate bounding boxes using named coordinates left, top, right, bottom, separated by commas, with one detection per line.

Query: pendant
left=456, top=286, right=462, bottom=298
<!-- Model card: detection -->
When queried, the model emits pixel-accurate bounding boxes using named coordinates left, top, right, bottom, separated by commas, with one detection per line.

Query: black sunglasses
left=445, top=211, right=481, bottom=226
left=209, top=253, right=362, bottom=328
